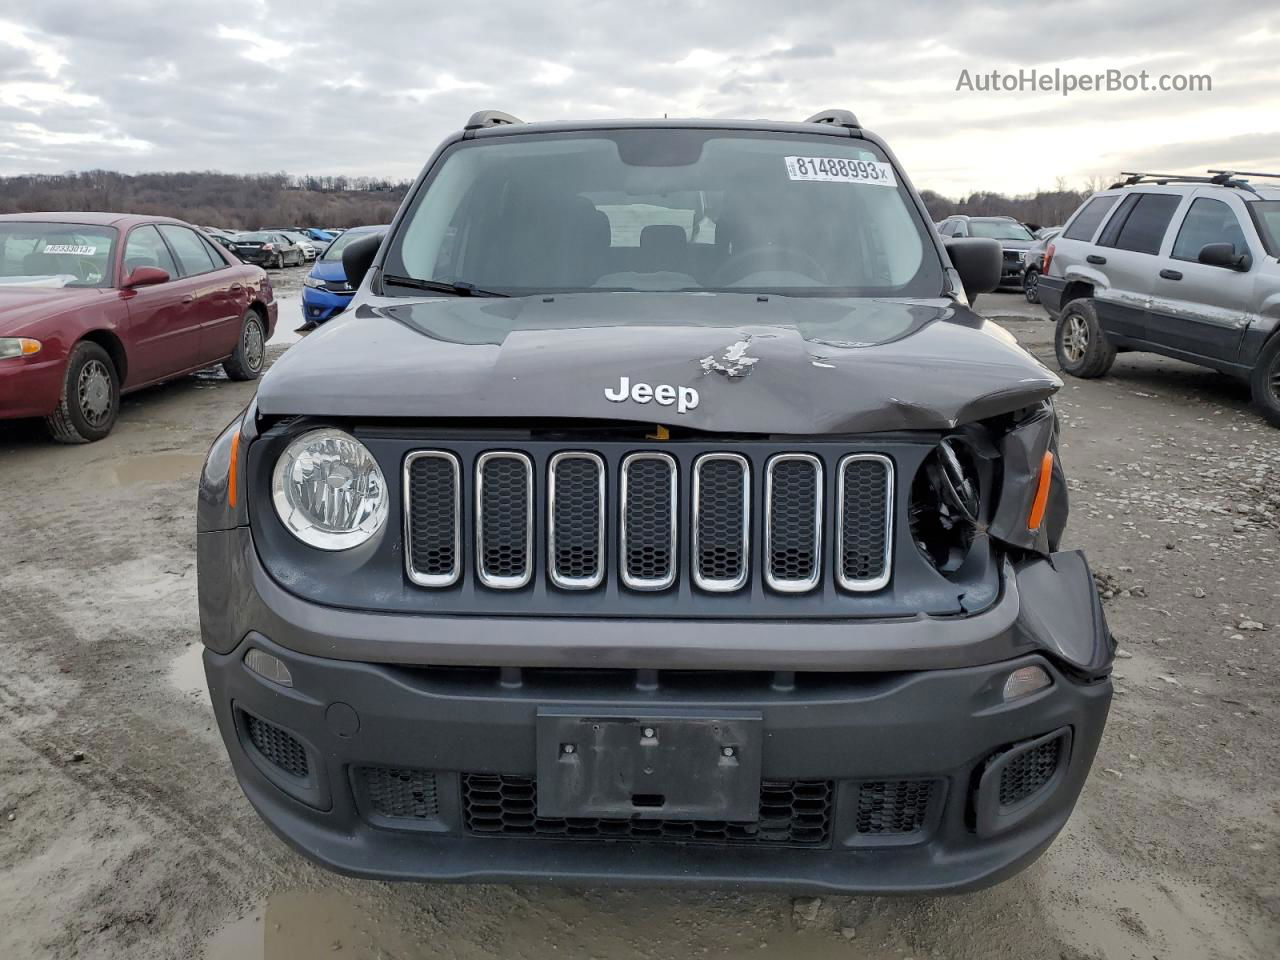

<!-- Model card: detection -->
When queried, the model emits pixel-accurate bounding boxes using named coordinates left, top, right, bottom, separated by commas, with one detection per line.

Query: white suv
left=1037, top=171, right=1280, bottom=425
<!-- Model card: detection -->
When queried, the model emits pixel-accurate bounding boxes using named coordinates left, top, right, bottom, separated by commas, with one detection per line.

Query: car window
left=123, top=225, right=179, bottom=278
left=0, top=222, right=117, bottom=288
left=200, top=234, right=230, bottom=264
left=968, top=220, right=1034, bottom=241
left=1171, top=198, right=1249, bottom=262
left=1063, top=196, right=1119, bottom=242
left=159, top=225, right=219, bottom=276
left=388, top=131, right=943, bottom=298
left=1249, top=200, right=1280, bottom=257
left=322, top=229, right=381, bottom=261
left=1104, top=193, right=1181, bottom=255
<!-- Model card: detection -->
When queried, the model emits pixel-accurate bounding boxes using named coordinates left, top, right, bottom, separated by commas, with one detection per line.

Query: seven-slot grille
left=404, top=447, right=894, bottom=594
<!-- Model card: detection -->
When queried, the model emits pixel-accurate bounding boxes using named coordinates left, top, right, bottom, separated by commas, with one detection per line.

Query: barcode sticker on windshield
left=43, top=244, right=96, bottom=255
left=784, top=157, right=897, bottom=187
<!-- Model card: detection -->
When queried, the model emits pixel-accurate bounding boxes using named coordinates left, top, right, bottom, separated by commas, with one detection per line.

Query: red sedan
left=0, top=212, right=278, bottom=442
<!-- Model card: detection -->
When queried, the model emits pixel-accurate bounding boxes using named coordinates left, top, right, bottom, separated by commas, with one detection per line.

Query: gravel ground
left=1, top=286, right=1276, bottom=960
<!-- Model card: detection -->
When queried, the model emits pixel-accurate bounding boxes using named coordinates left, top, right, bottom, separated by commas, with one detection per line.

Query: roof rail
left=1208, top=169, right=1280, bottom=181
left=804, top=109, right=860, bottom=129
left=464, top=110, right=524, bottom=130
left=1109, top=170, right=1257, bottom=193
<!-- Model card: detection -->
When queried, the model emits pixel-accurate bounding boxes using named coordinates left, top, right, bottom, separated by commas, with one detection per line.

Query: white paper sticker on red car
left=42, top=244, right=97, bottom=255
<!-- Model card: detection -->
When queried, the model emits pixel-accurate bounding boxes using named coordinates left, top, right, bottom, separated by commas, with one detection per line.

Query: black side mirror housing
left=1197, top=241, right=1252, bottom=272
left=342, top=232, right=386, bottom=290
left=944, top=237, right=1002, bottom=301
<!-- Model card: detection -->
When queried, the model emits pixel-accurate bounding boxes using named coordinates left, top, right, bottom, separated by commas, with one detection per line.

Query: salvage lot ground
left=0, top=284, right=1277, bottom=959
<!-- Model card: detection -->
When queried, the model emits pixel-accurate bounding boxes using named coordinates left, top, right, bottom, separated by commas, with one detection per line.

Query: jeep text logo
left=604, top=377, right=700, bottom=414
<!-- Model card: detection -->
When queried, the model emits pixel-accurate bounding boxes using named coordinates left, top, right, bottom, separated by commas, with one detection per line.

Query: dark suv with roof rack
left=197, top=109, right=1113, bottom=893
left=1039, top=170, right=1280, bottom=425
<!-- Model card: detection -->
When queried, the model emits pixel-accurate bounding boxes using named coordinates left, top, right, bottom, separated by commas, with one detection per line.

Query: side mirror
left=123, top=266, right=170, bottom=288
left=341, top=232, right=385, bottom=290
left=944, top=237, right=1002, bottom=301
left=1197, top=242, right=1252, bottom=272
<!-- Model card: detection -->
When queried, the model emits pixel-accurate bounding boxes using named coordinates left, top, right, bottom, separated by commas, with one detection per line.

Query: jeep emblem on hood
left=605, top=377, right=700, bottom=414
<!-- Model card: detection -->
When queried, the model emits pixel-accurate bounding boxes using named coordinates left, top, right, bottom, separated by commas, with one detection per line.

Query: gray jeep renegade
left=1038, top=171, right=1280, bottom=425
left=197, top=110, right=1113, bottom=893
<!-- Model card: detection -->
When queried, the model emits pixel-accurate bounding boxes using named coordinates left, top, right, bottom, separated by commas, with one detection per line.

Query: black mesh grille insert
left=622, top=456, right=675, bottom=586
left=695, top=457, right=747, bottom=587
left=767, top=457, right=820, bottom=586
left=999, top=735, right=1063, bottom=807
left=358, top=767, right=440, bottom=820
left=839, top=457, right=891, bottom=586
left=407, top=454, right=458, bottom=582
left=854, top=780, right=934, bottom=835
left=551, top=456, right=602, bottom=585
left=478, top=454, right=530, bottom=584
left=244, top=713, right=308, bottom=778
left=462, top=775, right=832, bottom=846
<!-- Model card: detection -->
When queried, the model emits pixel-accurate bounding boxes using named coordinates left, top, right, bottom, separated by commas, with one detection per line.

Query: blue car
left=300, top=225, right=386, bottom=326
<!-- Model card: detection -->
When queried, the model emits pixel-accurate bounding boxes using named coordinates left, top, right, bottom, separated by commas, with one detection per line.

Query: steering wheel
left=711, top=245, right=829, bottom=286
left=69, top=257, right=98, bottom=282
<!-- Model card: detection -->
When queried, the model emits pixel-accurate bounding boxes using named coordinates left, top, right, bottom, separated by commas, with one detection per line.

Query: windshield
left=322, top=229, right=377, bottom=261
left=385, top=130, right=943, bottom=298
left=0, top=223, right=117, bottom=288
left=1250, top=200, right=1280, bottom=256
left=968, top=220, right=1034, bottom=241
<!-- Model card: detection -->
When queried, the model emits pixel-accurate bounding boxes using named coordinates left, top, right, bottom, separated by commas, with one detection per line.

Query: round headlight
left=272, top=428, right=388, bottom=549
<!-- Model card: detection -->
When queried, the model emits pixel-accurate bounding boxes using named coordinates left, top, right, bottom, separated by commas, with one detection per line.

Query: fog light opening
left=1003, top=665, right=1051, bottom=701
left=244, top=648, right=293, bottom=687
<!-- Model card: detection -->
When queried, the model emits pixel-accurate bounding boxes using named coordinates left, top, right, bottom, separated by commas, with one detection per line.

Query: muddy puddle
left=111, top=452, right=206, bottom=486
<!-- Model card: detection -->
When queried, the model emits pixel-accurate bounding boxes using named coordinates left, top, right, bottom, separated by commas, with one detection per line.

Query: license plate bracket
left=535, top=709, right=763, bottom=821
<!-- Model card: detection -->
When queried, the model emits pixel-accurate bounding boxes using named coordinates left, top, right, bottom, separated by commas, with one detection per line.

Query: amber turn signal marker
left=1027, top=450, right=1054, bottom=531
left=19, top=338, right=41, bottom=355
left=228, top=431, right=241, bottom=508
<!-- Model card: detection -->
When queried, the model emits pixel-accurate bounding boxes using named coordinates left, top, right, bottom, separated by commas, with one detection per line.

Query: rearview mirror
left=943, top=237, right=1002, bottom=302
left=123, top=266, right=170, bottom=288
left=1197, top=242, right=1252, bottom=272
left=341, top=232, right=386, bottom=290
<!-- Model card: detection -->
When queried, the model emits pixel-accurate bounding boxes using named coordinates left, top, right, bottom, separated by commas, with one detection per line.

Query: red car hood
left=0, top=284, right=108, bottom=336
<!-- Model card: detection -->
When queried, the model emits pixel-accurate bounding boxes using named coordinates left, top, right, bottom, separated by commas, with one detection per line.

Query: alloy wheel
left=1063, top=313, right=1089, bottom=363
left=243, top=317, right=265, bottom=372
left=77, top=359, right=113, bottom=427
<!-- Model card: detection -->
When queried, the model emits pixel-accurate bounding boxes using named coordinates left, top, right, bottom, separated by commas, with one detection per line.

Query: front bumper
left=0, top=351, right=64, bottom=419
left=199, top=528, right=1113, bottom=892
left=301, top=286, right=353, bottom=323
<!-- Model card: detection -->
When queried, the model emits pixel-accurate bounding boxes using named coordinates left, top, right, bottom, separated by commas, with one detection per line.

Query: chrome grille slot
left=836, top=454, right=894, bottom=592
left=475, top=451, right=533, bottom=589
left=620, top=452, right=677, bottom=590
left=548, top=452, right=605, bottom=589
left=764, top=454, right=822, bottom=592
left=404, top=451, right=461, bottom=587
left=693, top=453, right=749, bottom=592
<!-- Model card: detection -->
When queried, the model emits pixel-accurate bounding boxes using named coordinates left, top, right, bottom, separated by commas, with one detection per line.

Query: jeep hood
left=256, top=292, right=1060, bottom=433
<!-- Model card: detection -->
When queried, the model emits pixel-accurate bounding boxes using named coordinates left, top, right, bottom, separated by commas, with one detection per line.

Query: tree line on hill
left=0, top=169, right=1101, bottom=232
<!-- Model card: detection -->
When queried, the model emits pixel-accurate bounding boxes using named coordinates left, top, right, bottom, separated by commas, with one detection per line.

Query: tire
left=1023, top=268, right=1041, bottom=304
left=44, top=341, right=119, bottom=443
left=1249, top=335, right=1280, bottom=428
left=1054, top=298, right=1116, bottom=378
left=222, top=310, right=267, bottom=381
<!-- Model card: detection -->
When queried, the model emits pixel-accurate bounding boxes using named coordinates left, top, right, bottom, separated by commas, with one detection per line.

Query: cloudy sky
left=1, top=0, right=1278, bottom=197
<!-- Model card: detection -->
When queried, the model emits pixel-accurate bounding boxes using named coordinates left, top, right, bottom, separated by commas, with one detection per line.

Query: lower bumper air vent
left=243, top=712, right=309, bottom=779
left=357, top=767, right=441, bottom=821
left=853, top=779, right=936, bottom=836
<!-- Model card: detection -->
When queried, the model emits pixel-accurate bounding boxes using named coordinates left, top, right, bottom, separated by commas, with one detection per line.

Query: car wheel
left=1249, top=335, right=1280, bottom=428
left=223, top=309, right=267, bottom=381
left=1023, top=268, right=1040, bottom=304
left=1054, top=298, right=1116, bottom=378
left=44, top=341, right=119, bottom=443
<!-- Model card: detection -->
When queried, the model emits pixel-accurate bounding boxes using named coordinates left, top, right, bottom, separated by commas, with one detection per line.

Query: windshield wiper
left=382, top=274, right=508, bottom=297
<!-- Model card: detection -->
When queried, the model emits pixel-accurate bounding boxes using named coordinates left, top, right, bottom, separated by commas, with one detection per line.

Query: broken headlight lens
left=911, top=436, right=981, bottom=572
left=271, top=428, right=388, bottom=550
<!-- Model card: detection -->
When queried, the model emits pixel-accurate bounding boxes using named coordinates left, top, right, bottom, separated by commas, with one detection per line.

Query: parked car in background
left=232, top=231, right=306, bottom=269
left=1021, top=228, right=1061, bottom=304
left=301, top=228, right=336, bottom=245
left=1037, top=170, right=1280, bottom=425
left=299, top=224, right=387, bottom=329
left=207, top=233, right=244, bottom=261
left=937, top=216, right=1038, bottom=289
left=282, top=232, right=318, bottom=261
left=0, top=212, right=277, bottom=442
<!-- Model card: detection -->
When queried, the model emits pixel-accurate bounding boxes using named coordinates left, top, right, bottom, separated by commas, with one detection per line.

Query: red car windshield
left=0, top=223, right=117, bottom=288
